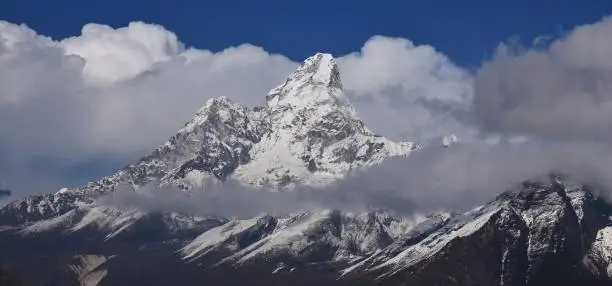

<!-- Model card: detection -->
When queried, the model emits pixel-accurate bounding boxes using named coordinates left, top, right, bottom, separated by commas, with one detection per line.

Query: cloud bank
left=100, top=139, right=612, bottom=218
left=474, top=17, right=612, bottom=142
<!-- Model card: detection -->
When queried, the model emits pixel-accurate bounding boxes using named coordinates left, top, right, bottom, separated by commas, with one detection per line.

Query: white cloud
left=60, top=22, right=184, bottom=83
left=0, top=21, right=297, bottom=160
left=338, top=36, right=475, bottom=141
left=0, top=21, right=472, bottom=194
left=474, top=16, right=612, bottom=142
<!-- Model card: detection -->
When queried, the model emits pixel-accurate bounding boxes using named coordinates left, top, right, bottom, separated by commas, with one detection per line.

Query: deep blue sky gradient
left=2, top=0, right=611, bottom=67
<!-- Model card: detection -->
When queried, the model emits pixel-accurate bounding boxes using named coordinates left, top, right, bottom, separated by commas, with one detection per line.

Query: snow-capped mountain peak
left=100, top=52, right=416, bottom=190
left=234, top=53, right=415, bottom=187
left=265, top=53, right=356, bottom=127
left=266, top=53, right=344, bottom=106
left=4, top=53, right=416, bottom=216
left=177, top=95, right=253, bottom=135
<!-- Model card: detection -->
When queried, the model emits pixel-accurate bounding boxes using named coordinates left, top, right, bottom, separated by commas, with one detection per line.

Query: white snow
left=271, top=262, right=287, bottom=274
left=182, top=209, right=428, bottom=268
left=71, top=205, right=145, bottom=239
left=442, top=134, right=458, bottom=147
left=231, top=211, right=331, bottom=263
left=21, top=209, right=78, bottom=233
left=181, top=216, right=263, bottom=260
left=590, top=226, right=612, bottom=278
left=69, top=254, right=114, bottom=286
left=373, top=208, right=499, bottom=278
left=234, top=53, right=415, bottom=187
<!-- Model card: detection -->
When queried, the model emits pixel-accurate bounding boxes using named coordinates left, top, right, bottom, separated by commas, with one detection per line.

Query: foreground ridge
left=2, top=176, right=612, bottom=285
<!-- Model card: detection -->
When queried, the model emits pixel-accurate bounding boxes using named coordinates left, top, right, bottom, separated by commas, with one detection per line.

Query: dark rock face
left=0, top=264, right=22, bottom=286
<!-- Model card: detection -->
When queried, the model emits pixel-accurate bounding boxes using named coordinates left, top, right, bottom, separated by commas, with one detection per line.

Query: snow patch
left=21, top=209, right=78, bottom=233
left=442, top=134, right=458, bottom=147
left=71, top=205, right=145, bottom=239
left=374, top=208, right=499, bottom=278
left=69, top=254, right=114, bottom=286
left=231, top=211, right=331, bottom=263
left=590, top=226, right=612, bottom=278
left=181, top=216, right=263, bottom=260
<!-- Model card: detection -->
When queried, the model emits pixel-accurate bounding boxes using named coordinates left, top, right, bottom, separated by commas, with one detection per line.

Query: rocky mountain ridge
left=2, top=176, right=612, bottom=285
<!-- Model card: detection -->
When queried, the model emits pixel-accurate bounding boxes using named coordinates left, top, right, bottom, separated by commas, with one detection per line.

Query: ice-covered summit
left=266, top=53, right=346, bottom=109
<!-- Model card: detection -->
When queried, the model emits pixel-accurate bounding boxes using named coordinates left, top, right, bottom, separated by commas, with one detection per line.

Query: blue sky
left=2, top=0, right=610, bottom=67
left=1, top=1, right=612, bottom=195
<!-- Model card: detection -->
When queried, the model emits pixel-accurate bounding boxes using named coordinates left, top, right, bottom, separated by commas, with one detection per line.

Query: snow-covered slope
left=180, top=210, right=424, bottom=264
left=16, top=201, right=224, bottom=240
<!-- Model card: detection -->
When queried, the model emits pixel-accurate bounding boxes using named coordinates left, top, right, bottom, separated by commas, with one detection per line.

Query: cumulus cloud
left=0, top=21, right=471, bottom=195
left=60, top=22, right=184, bottom=83
left=339, top=36, right=475, bottom=141
left=474, top=16, right=612, bottom=142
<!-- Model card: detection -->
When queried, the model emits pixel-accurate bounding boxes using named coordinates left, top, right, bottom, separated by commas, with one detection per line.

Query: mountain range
left=1, top=54, right=612, bottom=286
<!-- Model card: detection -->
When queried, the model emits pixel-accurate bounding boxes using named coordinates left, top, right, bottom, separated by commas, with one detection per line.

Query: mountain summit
left=266, top=53, right=344, bottom=106
left=0, top=53, right=416, bottom=223
left=234, top=53, right=415, bottom=186
left=62, top=52, right=416, bottom=195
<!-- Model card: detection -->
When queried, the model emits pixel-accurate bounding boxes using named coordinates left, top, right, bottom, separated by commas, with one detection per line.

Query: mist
left=97, top=139, right=612, bottom=218
left=474, top=17, right=612, bottom=143
left=97, top=176, right=421, bottom=219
